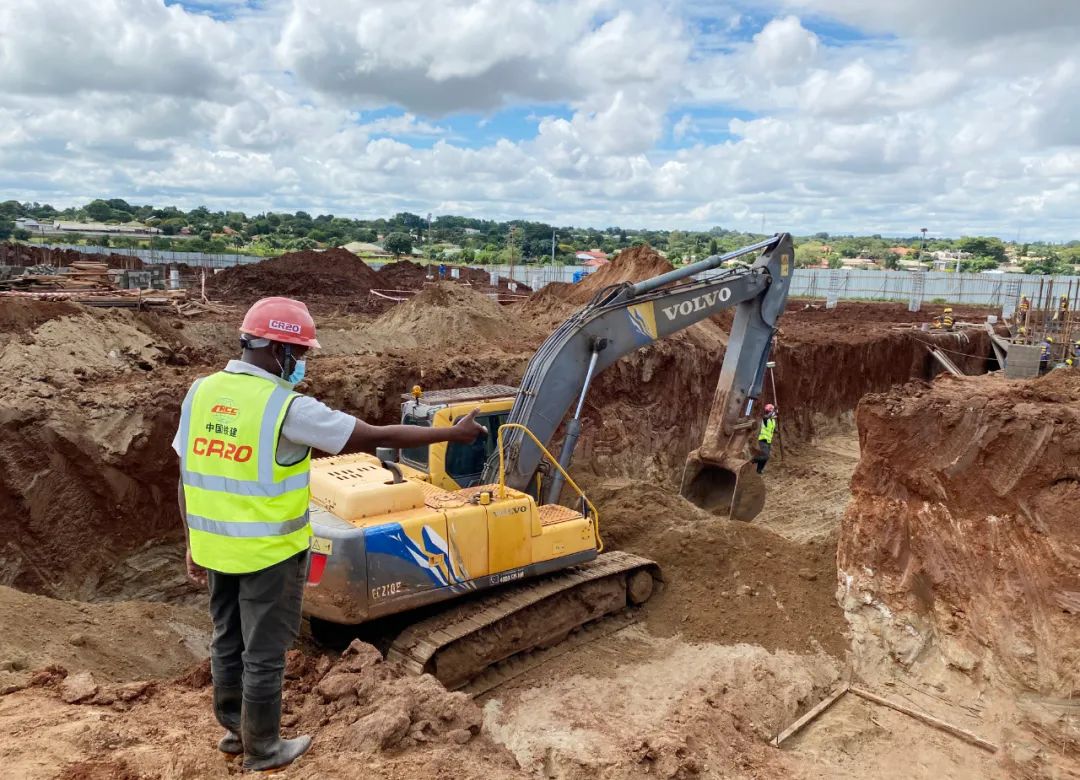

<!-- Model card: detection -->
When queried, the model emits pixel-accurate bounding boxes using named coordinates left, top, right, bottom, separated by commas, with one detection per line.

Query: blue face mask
left=286, top=359, right=306, bottom=385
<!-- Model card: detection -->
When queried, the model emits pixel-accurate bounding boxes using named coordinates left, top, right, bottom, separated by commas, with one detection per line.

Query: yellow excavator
left=303, top=234, right=793, bottom=689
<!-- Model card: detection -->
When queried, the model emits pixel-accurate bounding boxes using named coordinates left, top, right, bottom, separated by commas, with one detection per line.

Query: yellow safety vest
left=759, top=416, right=777, bottom=444
left=179, top=370, right=311, bottom=574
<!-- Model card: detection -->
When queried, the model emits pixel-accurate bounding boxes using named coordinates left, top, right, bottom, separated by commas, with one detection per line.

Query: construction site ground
left=0, top=247, right=1073, bottom=779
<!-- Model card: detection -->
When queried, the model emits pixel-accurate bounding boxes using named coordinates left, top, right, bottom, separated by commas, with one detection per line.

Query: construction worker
left=173, top=297, right=485, bottom=772
left=753, top=403, right=778, bottom=474
left=1019, top=296, right=1030, bottom=315
left=1073, top=339, right=1080, bottom=362
left=1055, top=295, right=1068, bottom=321
left=942, top=307, right=954, bottom=331
left=1041, top=337, right=1054, bottom=373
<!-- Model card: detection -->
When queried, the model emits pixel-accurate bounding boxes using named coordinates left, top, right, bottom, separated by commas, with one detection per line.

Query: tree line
left=1, top=199, right=1078, bottom=273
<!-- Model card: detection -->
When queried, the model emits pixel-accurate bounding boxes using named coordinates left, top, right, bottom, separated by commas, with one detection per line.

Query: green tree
left=13, top=228, right=31, bottom=241
left=0, top=221, right=13, bottom=240
left=383, top=232, right=413, bottom=257
left=960, top=257, right=1000, bottom=272
left=85, top=200, right=113, bottom=222
left=1025, top=254, right=1071, bottom=275
left=957, top=236, right=1006, bottom=263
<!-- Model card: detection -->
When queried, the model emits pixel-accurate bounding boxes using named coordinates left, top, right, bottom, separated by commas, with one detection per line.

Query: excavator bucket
left=680, top=451, right=765, bottom=522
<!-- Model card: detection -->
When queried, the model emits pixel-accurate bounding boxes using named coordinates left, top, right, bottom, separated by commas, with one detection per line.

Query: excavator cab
left=393, top=385, right=517, bottom=491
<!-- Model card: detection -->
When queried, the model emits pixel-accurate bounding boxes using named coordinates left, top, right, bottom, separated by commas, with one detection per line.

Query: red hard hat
left=764, top=403, right=776, bottom=413
left=240, top=297, right=321, bottom=348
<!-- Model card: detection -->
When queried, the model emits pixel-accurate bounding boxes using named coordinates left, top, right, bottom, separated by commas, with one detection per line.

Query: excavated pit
left=0, top=246, right=1028, bottom=779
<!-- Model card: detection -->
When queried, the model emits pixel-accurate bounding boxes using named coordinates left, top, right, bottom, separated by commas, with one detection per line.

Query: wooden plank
left=773, top=684, right=850, bottom=747
left=848, top=686, right=999, bottom=754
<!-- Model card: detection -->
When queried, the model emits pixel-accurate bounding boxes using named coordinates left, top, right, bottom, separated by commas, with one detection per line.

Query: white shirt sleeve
left=171, top=427, right=182, bottom=457
left=280, top=395, right=356, bottom=456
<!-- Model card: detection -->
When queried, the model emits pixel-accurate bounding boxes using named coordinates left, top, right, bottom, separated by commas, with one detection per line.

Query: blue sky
left=3, top=0, right=1080, bottom=238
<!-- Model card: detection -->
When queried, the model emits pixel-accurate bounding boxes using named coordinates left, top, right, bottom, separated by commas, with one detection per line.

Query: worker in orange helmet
left=172, top=297, right=485, bottom=771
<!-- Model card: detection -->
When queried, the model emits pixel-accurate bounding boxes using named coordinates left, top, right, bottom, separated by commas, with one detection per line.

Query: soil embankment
left=841, top=370, right=1080, bottom=689
left=839, top=370, right=1080, bottom=775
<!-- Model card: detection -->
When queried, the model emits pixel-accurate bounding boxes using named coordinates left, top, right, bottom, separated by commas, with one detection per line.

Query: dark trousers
left=207, top=551, right=308, bottom=703
left=754, top=441, right=772, bottom=474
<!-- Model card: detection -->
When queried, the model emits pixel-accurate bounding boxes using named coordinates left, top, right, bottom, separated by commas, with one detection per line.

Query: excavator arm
left=479, top=233, right=793, bottom=521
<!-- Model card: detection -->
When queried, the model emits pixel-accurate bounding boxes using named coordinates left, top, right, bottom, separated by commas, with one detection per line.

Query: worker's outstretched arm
left=339, top=407, right=486, bottom=455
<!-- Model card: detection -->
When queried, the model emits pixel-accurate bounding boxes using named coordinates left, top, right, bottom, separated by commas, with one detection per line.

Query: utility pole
left=507, top=225, right=518, bottom=284
left=551, top=229, right=556, bottom=265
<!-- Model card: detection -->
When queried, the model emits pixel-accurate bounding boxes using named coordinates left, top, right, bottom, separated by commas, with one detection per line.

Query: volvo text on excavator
left=302, top=234, right=793, bottom=690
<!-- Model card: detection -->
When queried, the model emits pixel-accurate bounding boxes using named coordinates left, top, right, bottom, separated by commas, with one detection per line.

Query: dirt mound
left=205, top=247, right=380, bottom=305
left=0, top=586, right=208, bottom=690
left=0, top=639, right=518, bottom=780
left=839, top=371, right=1080, bottom=698
left=364, top=283, right=535, bottom=350
left=0, top=299, right=82, bottom=347
left=592, top=482, right=848, bottom=656
left=549, top=244, right=673, bottom=305
left=0, top=243, right=145, bottom=270
left=486, top=626, right=837, bottom=778
left=376, top=259, right=430, bottom=289
left=518, top=282, right=580, bottom=331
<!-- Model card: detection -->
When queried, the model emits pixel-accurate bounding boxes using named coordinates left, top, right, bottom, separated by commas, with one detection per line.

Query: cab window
left=446, top=413, right=508, bottom=487
left=399, top=414, right=430, bottom=468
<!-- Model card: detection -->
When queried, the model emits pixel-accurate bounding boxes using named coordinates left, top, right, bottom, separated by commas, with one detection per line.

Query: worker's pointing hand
left=451, top=407, right=487, bottom=443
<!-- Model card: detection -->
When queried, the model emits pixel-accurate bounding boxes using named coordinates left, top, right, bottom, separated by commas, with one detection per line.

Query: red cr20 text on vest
left=192, top=437, right=253, bottom=463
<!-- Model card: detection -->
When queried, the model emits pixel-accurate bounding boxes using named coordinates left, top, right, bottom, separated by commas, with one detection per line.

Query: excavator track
left=386, top=551, right=661, bottom=691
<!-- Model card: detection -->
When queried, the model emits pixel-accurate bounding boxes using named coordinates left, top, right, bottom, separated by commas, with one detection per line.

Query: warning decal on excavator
left=627, top=302, right=659, bottom=344
left=780, top=254, right=791, bottom=277
left=310, top=537, right=333, bottom=555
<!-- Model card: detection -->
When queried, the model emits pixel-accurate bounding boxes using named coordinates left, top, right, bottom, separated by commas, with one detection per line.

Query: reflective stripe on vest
left=759, top=417, right=777, bottom=444
left=179, top=370, right=312, bottom=574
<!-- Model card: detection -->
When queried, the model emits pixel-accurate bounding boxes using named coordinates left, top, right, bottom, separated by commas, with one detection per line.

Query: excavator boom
left=480, top=234, right=794, bottom=521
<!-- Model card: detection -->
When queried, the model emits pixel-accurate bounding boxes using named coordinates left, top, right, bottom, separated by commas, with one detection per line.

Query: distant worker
left=1041, top=337, right=1054, bottom=373
left=173, top=297, right=485, bottom=771
left=753, top=403, right=778, bottom=474
left=1055, top=295, right=1069, bottom=321
left=1019, top=296, right=1030, bottom=316
left=1074, top=339, right=1080, bottom=361
left=930, top=307, right=953, bottom=331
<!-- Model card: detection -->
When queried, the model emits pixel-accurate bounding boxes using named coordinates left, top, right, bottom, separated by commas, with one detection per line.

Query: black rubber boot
left=241, top=695, right=311, bottom=772
left=213, top=685, right=244, bottom=755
